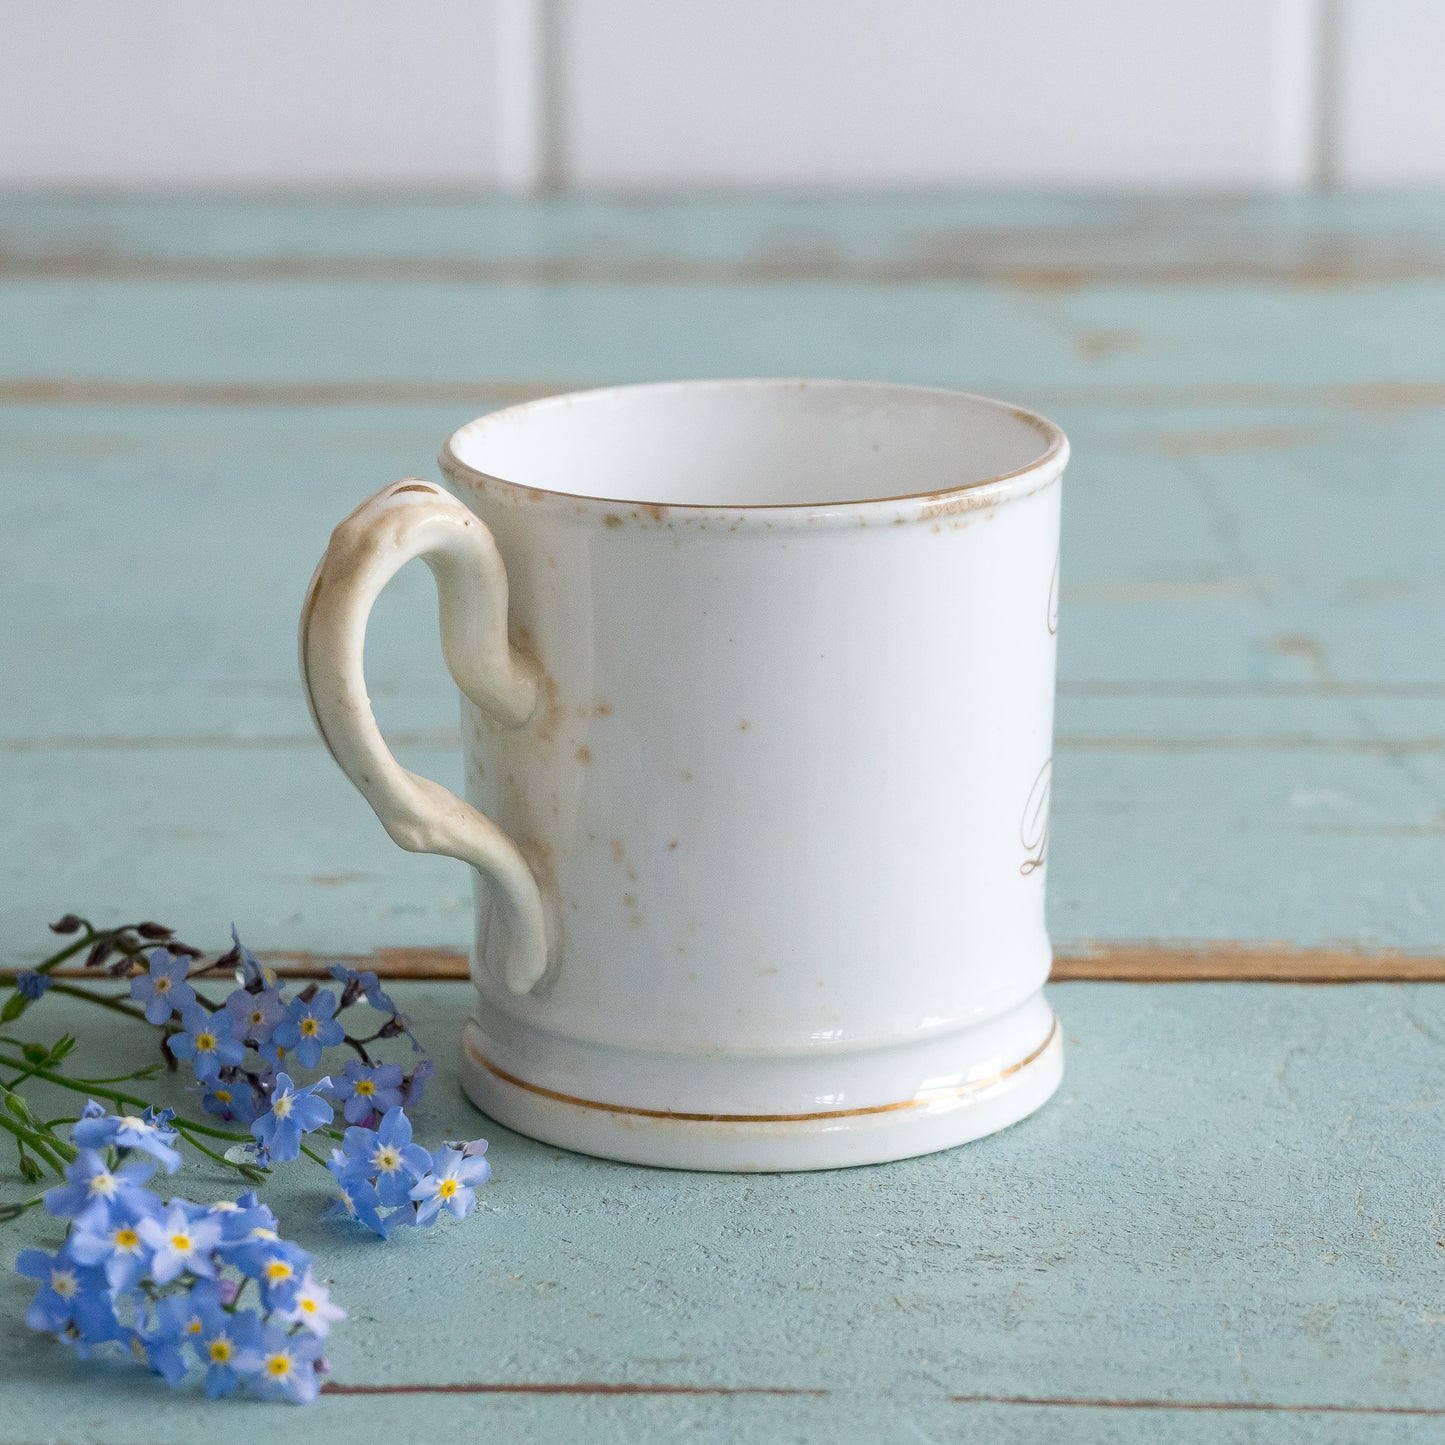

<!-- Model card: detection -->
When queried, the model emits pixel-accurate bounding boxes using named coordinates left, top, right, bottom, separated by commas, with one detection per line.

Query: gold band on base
left=469, top=1016, right=1058, bottom=1124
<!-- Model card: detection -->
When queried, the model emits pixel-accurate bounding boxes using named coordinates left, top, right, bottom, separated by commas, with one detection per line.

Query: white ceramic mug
left=300, top=379, right=1067, bottom=1170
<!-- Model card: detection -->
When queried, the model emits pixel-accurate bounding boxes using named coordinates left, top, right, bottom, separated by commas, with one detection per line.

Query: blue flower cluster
left=18, top=1103, right=344, bottom=1404
left=126, top=937, right=429, bottom=1135
left=324, top=1108, right=490, bottom=1238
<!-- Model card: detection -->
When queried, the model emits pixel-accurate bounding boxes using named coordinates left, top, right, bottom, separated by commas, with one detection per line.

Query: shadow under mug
left=300, top=379, right=1067, bottom=1170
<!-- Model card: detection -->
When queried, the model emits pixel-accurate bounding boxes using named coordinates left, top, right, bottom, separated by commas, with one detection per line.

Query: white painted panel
left=1337, top=0, right=1445, bottom=185
left=0, top=1, right=501, bottom=187
left=560, top=0, right=1318, bottom=190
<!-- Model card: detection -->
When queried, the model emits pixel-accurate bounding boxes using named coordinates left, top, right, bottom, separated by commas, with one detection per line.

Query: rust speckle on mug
left=667, top=839, right=679, bottom=851
left=594, top=701, right=613, bottom=717
left=576, top=745, right=593, bottom=766
left=919, top=490, right=998, bottom=522
left=738, top=720, right=750, bottom=732
left=603, top=514, right=624, bottom=528
left=681, top=770, right=693, bottom=782
left=610, top=838, right=625, bottom=864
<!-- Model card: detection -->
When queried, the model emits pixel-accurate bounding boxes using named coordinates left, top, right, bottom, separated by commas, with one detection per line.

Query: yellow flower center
left=51, top=1270, right=76, bottom=1298
left=272, top=1094, right=293, bottom=1119
left=209, top=1338, right=232, bottom=1363
left=88, top=1171, right=117, bottom=1196
left=438, top=1178, right=459, bottom=1199
left=355, top=1079, right=375, bottom=1097
left=300, top=1017, right=319, bottom=1037
left=265, top=1259, right=292, bottom=1281
left=214, top=1088, right=232, bottom=1104
left=197, top=1032, right=216, bottom=1051
left=266, top=1354, right=292, bottom=1378
left=250, top=1226, right=278, bottom=1241
left=300, top=1297, right=317, bottom=1314
left=374, top=1146, right=400, bottom=1172
left=248, top=1009, right=266, bottom=1027
left=170, top=1232, right=192, bottom=1252
left=114, top=1227, right=140, bottom=1249
left=155, top=977, right=171, bottom=993
left=187, top=1318, right=203, bottom=1334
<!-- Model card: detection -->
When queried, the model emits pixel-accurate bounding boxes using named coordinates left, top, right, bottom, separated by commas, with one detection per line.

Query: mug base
left=458, top=1009, right=1062, bottom=1172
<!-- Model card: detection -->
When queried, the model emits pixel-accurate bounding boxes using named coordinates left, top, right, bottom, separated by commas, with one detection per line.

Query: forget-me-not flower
left=273, top=990, right=344, bottom=1070
left=44, top=1148, right=156, bottom=1225
left=252, top=1324, right=325, bottom=1404
left=250, top=1072, right=333, bottom=1163
left=323, top=1163, right=395, bottom=1239
left=66, top=1195, right=160, bottom=1290
left=221, top=981, right=286, bottom=1046
left=193, top=1300, right=264, bottom=1397
left=71, top=1105, right=182, bottom=1172
left=168, top=1003, right=246, bottom=1082
left=129, top=949, right=195, bottom=1025
left=15, top=1248, right=117, bottom=1345
left=411, top=1142, right=491, bottom=1226
left=336, top=1106, right=430, bottom=1206
left=137, top=1202, right=223, bottom=1283
left=276, top=1272, right=347, bottom=1338
left=334, top=1060, right=404, bottom=1124
left=227, top=1232, right=313, bottom=1311
left=199, top=1074, right=260, bottom=1126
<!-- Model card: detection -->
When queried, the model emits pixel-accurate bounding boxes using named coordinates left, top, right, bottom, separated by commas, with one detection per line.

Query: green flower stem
left=31, top=927, right=99, bottom=976
left=175, top=1126, right=265, bottom=1181
left=24, top=1132, right=69, bottom=1175
left=0, top=1051, right=252, bottom=1144
left=0, top=1109, right=76, bottom=1165
left=0, top=1192, right=46, bottom=1223
left=44, top=981, right=152, bottom=1024
left=299, top=1142, right=327, bottom=1167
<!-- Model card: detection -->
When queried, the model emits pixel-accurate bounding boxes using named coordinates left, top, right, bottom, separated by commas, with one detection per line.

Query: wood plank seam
left=321, top=1383, right=1445, bottom=1414
left=9, top=378, right=1445, bottom=410
left=7, top=941, right=1444, bottom=984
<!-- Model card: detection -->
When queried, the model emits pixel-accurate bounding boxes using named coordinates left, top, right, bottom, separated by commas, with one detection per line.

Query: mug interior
left=446, top=379, right=1062, bottom=509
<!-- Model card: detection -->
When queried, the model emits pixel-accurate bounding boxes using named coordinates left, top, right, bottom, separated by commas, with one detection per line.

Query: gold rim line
left=441, top=379, right=1067, bottom=516
left=467, top=1017, right=1059, bottom=1124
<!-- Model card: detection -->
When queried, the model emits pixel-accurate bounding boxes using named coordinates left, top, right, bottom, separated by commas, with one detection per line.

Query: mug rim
left=439, top=378, right=1068, bottom=519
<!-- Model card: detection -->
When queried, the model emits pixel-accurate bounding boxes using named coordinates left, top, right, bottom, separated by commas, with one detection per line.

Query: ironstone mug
left=299, top=379, right=1068, bottom=1171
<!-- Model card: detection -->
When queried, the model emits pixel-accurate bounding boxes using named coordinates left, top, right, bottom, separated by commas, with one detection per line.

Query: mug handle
left=299, top=481, right=550, bottom=995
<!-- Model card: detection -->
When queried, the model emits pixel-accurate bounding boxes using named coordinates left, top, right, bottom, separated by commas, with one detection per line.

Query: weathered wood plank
left=6, top=277, right=1445, bottom=395
left=1, top=981, right=1442, bottom=1443
left=8, top=193, right=1445, bottom=287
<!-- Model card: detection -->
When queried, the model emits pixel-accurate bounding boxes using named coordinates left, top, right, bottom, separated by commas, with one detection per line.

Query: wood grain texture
left=0, top=195, right=1442, bottom=1441
left=2, top=982, right=1443, bottom=1443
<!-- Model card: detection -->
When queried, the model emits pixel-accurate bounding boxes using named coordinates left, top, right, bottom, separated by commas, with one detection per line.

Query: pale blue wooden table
left=1, top=196, right=1443, bottom=1441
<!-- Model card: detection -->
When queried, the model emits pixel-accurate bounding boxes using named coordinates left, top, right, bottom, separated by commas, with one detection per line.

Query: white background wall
left=0, top=0, right=1438, bottom=191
